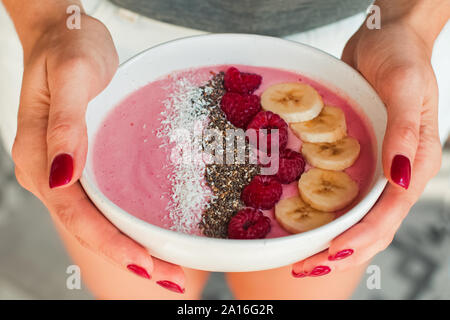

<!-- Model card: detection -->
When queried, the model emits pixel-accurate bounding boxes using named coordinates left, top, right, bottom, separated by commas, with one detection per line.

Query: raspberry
left=220, top=92, right=261, bottom=128
left=246, top=111, right=288, bottom=153
left=274, top=149, right=305, bottom=184
left=241, top=175, right=283, bottom=210
left=227, top=208, right=271, bottom=239
left=224, top=67, right=262, bottom=94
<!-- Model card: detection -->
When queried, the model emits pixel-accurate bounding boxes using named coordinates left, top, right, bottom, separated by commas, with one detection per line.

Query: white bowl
left=81, top=34, right=387, bottom=272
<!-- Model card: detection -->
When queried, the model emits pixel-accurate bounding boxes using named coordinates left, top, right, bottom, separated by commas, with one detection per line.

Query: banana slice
left=298, top=168, right=359, bottom=212
left=290, top=105, right=347, bottom=143
left=261, top=82, right=324, bottom=123
left=275, top=196, right=335, bottom=234
left=301, top=137, right=361, bottom=171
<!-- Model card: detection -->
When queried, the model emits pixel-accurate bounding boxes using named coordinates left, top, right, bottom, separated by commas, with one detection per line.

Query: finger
left=330, top=184, right=410, bottom=256
left=312, top=186, right=409, bottom=273
left=292, top=229, right=390, bottom=276
left=45, top=183, right=153, bottom=275
left=291, top=249, right=331, bottom=277
left=46, top=54, right=116, bottom=189
left=152, top=258, right=186, bottom=294
left=292, top=183, right=413, bottom=276
left=379, top=67, right=425, bottom=190
left=43, top=183, right=186, bottom=291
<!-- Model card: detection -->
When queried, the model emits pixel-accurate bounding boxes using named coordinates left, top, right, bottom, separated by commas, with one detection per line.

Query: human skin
left=2, top=0, right=449, bottom=298
left=291, top=0, right=448, bottom=278
left=2, top=0, right=187, bottom=294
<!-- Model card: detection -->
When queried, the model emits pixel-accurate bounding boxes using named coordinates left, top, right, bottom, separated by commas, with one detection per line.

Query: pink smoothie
left=93, top=65, right=376, bottom=238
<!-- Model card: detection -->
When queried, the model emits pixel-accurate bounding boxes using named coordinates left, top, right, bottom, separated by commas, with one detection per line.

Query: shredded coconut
left=156, top=77, right=213, bottom=234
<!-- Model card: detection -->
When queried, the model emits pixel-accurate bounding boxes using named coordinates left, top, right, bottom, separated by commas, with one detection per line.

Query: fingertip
left=382, top=117, right=418, bottom=190
left=327, top=221, right=373, bottom=264
left=151, top=257, right=186, bottom=293
left=382, top=152, right=412, bottom=190
left=291, top=255, right=309, bottom=275
left=389, top=154, right=411, bottom=189
left=291, top=261, right=304, bottom=275
left=49, top=153, right=74, bottom=189
left=291, top=250, right=330, bottom=277
left=127, top=264, right=152, bottom=280
left=48, top=127, right=89, bottom=190
left=291, top=269, right=308, bottom=278
left=328, top=248, right=354, bottom=261
left=292, top=262, right=332, bottom=278
left=127, top=250, right=155, bottom=281
left=156, top=280, right=185, bottom=294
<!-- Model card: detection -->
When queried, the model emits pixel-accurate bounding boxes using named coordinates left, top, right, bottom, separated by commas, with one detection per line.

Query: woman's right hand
left=10, top=8, right=185, bottom=293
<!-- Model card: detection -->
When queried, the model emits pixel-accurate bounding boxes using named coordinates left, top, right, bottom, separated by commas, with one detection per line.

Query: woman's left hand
left=292, top=12, right=443, bottom=277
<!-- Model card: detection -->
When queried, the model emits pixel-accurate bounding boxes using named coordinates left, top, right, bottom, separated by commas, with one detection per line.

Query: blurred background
left=0, top=140, right=449, bottom=299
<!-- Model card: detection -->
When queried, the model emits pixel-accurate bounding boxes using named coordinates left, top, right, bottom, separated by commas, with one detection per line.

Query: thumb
left=379, top=68, right=423, bottom=190
left=46, top=56, right=115, bottom=189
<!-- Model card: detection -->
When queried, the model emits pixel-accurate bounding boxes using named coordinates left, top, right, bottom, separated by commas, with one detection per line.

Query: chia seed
left=198, top=72, right=260, bottom=238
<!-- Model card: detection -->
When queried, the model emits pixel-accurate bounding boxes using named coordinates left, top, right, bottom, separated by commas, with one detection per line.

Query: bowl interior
left=81, top=34, right=387, bottom=270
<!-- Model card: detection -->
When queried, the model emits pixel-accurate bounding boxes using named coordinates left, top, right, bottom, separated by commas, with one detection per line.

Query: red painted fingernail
left=309, top=266, right=331, bottom=277
left=292, top=270, right=308, bottom=278
left=391, top=155, right=411, bottom=189
left=127, top=264, right=151, bottom=279
left=49, top=153, right=74, bottom=188
left=328, top=249, right=354, bottom=261
left=157, top=280, right=185, bottom=294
